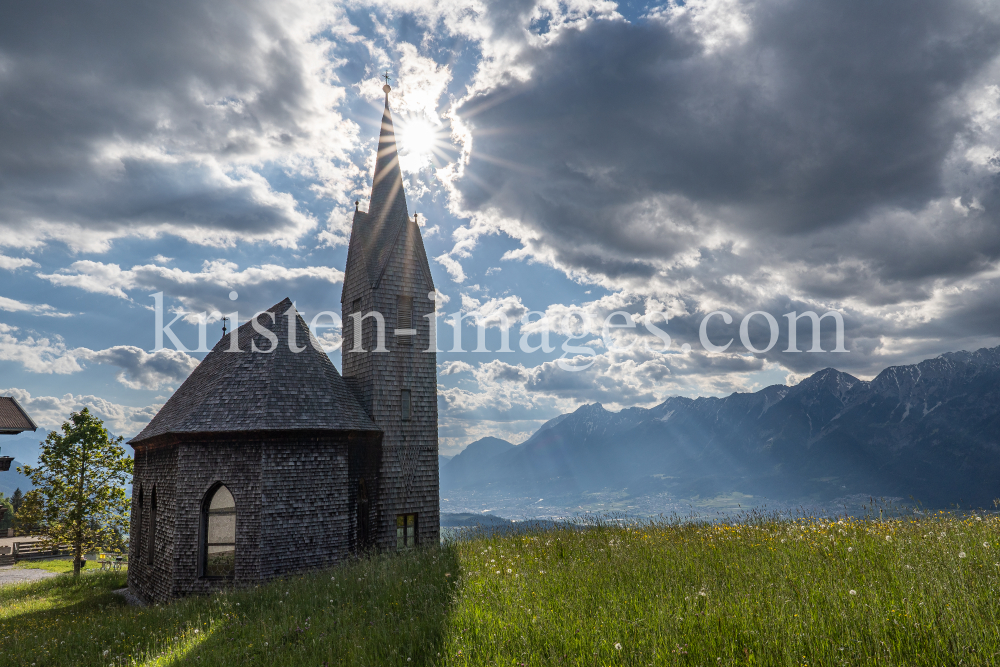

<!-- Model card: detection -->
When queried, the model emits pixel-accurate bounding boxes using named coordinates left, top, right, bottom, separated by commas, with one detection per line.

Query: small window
left=147, top=487, right=157, bottom=566
left=357, top=478, right=370, bottom=549
left=396, top=295, right=413, bottom=346
left=396, top=513, right=417, bottom=549
left=136, top=486, right=143, bottom=563
left=203, top=485, right=236, bottom=578
left=401, top=389, right=411, bottom=421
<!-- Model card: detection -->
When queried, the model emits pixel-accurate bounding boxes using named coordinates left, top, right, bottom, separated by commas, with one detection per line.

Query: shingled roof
left=131, top=298, right=379, bottom=446
left=0, top=396, right=38, bottom=435
left=343, top=85, right=434, bottom=294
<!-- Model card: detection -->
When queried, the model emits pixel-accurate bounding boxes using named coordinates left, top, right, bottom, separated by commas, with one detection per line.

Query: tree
left=19, top=408, right=133, bottom=576
left=0, top=494, right=12, bottom=534
left=12, top=490, right=44, bottom=536
left=11, top=488, right=23, bottom=514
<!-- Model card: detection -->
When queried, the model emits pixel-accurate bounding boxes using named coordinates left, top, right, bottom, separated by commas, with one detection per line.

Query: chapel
left=126, top=83, right=439, bottom=602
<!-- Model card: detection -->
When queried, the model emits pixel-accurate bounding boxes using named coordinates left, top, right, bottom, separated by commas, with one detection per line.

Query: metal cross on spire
left=382, top=70, right=392, bottom=86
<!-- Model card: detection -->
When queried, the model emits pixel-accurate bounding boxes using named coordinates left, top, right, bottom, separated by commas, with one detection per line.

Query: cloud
left=0, top=387, right=160, bottom=436
left=439, top=360, right=474, bottom=375
left=78, top=346, right=200, bottom=391
left=0, top=325, right=197, bottom=389
left=0, top=255, right=39, bottom=271
left=435, top=253, right=467, bottom=283
left=0, top=296, right=71, bottom=318
left=0, top=0, right=364, bottom=251
left=459, top=294, right=529, bottom=328
left=424, top=0, right=1000, bottom=379
left=38, top=259, right=344, bottom=318
left=0, top=326, right=85, bottom=375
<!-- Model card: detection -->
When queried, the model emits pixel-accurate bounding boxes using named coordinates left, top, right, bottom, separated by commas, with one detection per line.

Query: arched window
left=147, top=486, right=157, bottom=565
left=202, top=485, right=235, bottom=578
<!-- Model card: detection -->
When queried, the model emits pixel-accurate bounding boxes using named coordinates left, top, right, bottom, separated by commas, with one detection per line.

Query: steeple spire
left=369, top=78, right=408, bottom=223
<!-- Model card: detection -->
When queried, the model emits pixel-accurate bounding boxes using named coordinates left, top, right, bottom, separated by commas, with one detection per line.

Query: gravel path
left=0, top=565, right=59, bottom=585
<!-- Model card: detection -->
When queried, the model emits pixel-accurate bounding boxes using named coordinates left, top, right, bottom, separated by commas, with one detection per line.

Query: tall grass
left=1, top=511, right=998, bottom=666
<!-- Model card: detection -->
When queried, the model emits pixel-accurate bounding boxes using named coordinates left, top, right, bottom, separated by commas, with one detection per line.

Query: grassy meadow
left=2, top=511, right=999, bottom=666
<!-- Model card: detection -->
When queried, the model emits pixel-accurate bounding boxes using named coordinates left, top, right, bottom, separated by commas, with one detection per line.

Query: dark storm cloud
left=0, top=0, right=345, bottom=249
left=453, top=0, right=1000, bottom=295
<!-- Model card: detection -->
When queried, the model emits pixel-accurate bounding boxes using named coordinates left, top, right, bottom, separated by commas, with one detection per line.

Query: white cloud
left=460, top=293, right=529, bottom=328
left=37, top=259, right=344, bottom=317
left=0, top=295, right=71, bottom=318
left=439, top=360, right=473, bottom=375
left=78, top=346, right=199, bottom=391
left=0, top=326, right=197, bottom=389
left=0, top=326, right=84, bottom=375
left=0, top=0, right=365, bottom=252
left=435, top=253, right=467, bottom=283
left=0, top=255, right=38, bottom=271
left=0, top=387, right=160, bottom=436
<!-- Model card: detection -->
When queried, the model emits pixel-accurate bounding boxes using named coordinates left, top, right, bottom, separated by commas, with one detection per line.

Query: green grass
left=1, top=512, right=999, bottom=666
left=13, top=555, right=109, bottom=574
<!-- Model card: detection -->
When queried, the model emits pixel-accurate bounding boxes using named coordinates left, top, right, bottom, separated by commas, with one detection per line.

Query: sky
left=1, top=0, right=999, bottom=456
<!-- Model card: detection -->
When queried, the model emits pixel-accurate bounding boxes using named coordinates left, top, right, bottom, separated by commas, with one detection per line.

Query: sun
left=399, top=116, right=437, bottom=157
left=396, top=114, right=452, bottom=169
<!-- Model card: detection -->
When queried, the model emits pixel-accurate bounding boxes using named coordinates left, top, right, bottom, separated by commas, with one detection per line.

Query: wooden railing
left=12, top=541, right=72, bottom=562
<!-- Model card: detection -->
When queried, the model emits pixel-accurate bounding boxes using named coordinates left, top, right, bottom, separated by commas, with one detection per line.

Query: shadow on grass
left=170, top=544, right=463, bottom=667
left=2, top=545, right=463, bottom=667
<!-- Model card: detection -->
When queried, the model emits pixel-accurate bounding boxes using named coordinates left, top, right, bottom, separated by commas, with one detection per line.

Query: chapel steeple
left=340, top=73, right=439, bottom=551
left=369, top=81, right=409, bottom=225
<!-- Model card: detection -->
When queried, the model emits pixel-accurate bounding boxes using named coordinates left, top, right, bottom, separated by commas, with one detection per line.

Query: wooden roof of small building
left=130, top=298, right=379, bottom=446
left=0, top=396, right=38, bottom=435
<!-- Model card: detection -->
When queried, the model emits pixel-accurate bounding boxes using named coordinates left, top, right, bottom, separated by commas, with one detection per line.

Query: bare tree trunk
left=74, top=542, right=81, bottom=576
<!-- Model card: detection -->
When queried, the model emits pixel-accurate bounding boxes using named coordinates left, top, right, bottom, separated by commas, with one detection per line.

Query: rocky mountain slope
left=442, top=346, right=1000, bottom=507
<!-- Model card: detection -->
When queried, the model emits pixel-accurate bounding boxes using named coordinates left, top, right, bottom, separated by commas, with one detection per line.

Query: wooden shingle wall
left=171, top=439, right=263, bottom=598
left=127, top=444, right=178, bottom=603
left=342, top=215, right=440, bottom=549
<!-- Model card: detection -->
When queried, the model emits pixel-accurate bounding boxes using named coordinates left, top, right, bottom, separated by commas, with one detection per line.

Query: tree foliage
left=11, top=487, right=24, bottom=514
left=0, top=494, right=12, bottom=532
left=19, top=408, right=133, bottom=575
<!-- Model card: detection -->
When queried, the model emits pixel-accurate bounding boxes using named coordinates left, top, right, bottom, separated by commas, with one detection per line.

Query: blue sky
left=2, top=0, right=1000, bottom=456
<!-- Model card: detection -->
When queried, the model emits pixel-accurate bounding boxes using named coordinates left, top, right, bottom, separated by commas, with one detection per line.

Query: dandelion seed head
left=849, top=590, right=857, bottom=595
left=959, top=552, right=967, bottom=558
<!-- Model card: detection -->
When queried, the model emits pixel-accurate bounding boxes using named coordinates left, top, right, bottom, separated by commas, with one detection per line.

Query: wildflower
left=959, top=552, right=966, bottom=558
left=885, top=535, right=892, bottom=542
left=507, top=569, right=513, bottom=574
left=849, top=590, right=857, bottom=595
left=847, top=547, right=853, bottom=552
left=614, top=643, right=622, bottom=650
left=976, top=516, right=983, bottom=521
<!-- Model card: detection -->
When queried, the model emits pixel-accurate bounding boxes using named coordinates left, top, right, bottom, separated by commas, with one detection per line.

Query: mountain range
left=442, top=346, right=1000, bottom=508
